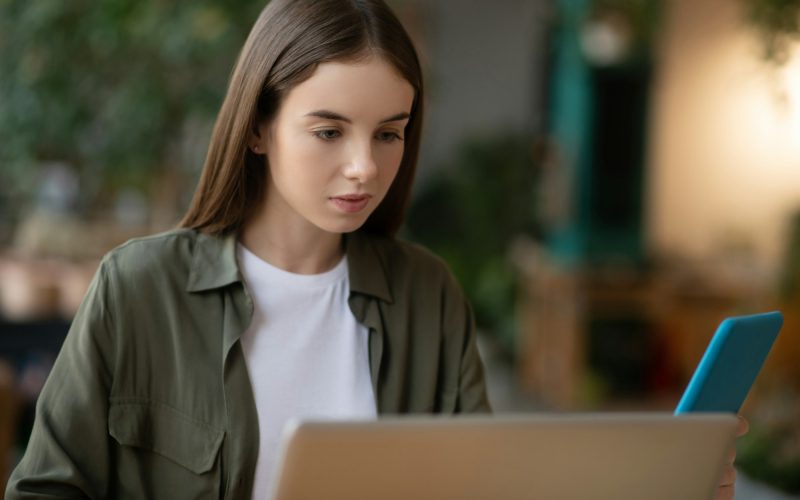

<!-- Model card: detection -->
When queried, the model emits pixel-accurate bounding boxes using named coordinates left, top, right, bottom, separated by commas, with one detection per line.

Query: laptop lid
left=268, top=413, right=738, bottom=500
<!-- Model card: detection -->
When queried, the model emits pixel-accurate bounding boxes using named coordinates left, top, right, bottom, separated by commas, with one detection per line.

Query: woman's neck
left=239, top=205, right=344, bottom=275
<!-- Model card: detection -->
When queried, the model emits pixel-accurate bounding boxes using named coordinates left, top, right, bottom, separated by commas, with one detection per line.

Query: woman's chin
left=316, top=214, right=371, bottom=235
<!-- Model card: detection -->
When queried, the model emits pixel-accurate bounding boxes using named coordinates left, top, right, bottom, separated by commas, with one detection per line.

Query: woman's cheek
left=376, top=144, right=403, bottom=171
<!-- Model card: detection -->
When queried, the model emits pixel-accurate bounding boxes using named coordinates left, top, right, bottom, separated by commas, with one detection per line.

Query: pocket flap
left=109, top=401, right=224, bottom=474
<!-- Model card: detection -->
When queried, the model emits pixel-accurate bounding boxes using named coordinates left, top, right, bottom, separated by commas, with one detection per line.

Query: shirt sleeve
left=6, top=258, right=116, bottom=499
left=454, top=298, right=492, bottom=414
left=437, top=266, right=491, bottom=414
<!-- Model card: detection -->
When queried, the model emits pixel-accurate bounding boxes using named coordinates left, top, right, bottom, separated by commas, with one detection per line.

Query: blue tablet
left=675, top=311, right=783, bottom=414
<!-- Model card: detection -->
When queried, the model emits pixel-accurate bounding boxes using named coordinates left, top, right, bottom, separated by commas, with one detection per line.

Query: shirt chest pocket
left=108, top=401, right=225, bottom=499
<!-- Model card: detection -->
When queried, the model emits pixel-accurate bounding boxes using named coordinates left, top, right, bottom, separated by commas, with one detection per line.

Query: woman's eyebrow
left=304, top=110, right=410, bottom=124
left=379, top=112, right=411, bottom=123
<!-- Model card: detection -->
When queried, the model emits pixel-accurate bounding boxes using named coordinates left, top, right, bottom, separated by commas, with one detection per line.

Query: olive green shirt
left=7, top=228, right=490, bottom=499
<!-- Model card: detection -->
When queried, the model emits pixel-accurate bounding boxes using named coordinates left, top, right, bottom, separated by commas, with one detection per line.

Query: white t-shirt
left=237, top=244, right=377, bottom=498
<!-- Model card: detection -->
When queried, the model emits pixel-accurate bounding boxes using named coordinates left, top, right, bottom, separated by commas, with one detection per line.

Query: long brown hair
left=180, top=0, right=424, bottom=237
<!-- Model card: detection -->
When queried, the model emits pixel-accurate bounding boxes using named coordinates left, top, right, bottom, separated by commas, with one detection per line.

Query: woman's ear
left=249, top=121, right=270, bottom=155
left=249, top=131, right=265, bottom=155
left=249, top=140, right=263, bottom=155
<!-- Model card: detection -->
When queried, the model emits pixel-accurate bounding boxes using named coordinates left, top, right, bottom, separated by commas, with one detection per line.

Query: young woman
left=7, top=1, right=488, bottom=498
left=6, top=0, right=743, bottom=499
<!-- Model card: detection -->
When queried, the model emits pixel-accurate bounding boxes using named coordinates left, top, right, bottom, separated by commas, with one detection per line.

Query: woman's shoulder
left=102, top=228, right=201, bottom=275
left=351, top=231, right=462, bottom=294
left=98, top=229, right=238, bottom=299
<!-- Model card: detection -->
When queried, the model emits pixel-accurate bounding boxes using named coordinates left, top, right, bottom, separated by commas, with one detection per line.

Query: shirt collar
left=186, top=229, right=394, bottom=304
left=186, top=231, right=241, bottom=292
left=344, top=231, right=393, bottom=304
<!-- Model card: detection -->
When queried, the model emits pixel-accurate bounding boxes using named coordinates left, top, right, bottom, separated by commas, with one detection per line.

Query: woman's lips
left=330, top=194, right=372, bottom=213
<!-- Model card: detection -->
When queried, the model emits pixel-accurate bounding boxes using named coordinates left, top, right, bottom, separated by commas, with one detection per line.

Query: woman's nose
left=343, top=145, right=378, bottom=183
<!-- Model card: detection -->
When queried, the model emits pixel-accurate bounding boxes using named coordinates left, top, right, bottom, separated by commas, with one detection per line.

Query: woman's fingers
left=715, top=465, right=738, bottom=500
left=715, top=415, right=747, bottom=499
left=719, top=464, right=738, bottom=487
left=726, top=446, right=737, bottom=464
left=716, top=484, right=735, bottom=500
left=737, top=416, right=749, bottom=437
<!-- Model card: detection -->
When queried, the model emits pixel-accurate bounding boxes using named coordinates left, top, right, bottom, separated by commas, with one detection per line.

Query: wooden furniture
left=0, top=319, right=71, bottom=491
left=0, top=361, right=19, bottom=492
left=515, top=243, right=772, bottom=410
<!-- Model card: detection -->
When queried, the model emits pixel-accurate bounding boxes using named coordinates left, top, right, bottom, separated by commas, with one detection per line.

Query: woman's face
left=251, top=56, right=415, bottom=235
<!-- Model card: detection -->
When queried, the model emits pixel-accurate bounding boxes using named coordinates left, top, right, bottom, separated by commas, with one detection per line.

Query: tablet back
left=676, top=311, right=783, bottom=413
left=268, top=413, right=738, bottom=500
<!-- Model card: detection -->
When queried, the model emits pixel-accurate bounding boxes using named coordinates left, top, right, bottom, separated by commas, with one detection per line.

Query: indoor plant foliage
left=404, top=133, right=540, bottom=354
left=737, top=3, right=800, bottom=492
left=0, top=0, right=265, bottom=208
left=741, top=0, right=800, bottom=64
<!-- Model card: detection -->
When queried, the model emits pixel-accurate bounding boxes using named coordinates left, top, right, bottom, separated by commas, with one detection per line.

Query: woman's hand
left=715, top=416, right=749, bottom=500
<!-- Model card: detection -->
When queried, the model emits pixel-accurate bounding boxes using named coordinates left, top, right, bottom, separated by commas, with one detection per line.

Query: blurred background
left=1, top=0, right=799, bottom=496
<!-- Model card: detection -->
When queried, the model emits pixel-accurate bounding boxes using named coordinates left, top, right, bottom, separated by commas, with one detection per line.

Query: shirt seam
left=108, top=397, right=223, bottom=432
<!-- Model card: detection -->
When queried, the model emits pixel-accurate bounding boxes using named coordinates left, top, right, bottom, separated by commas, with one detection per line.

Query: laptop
left=267, top=413, right=738, bottom=500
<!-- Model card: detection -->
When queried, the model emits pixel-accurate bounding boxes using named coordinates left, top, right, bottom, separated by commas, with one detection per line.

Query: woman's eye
left=377, top=131, right=403, bottom=143
left=313, top=129, right=340, bottom=141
